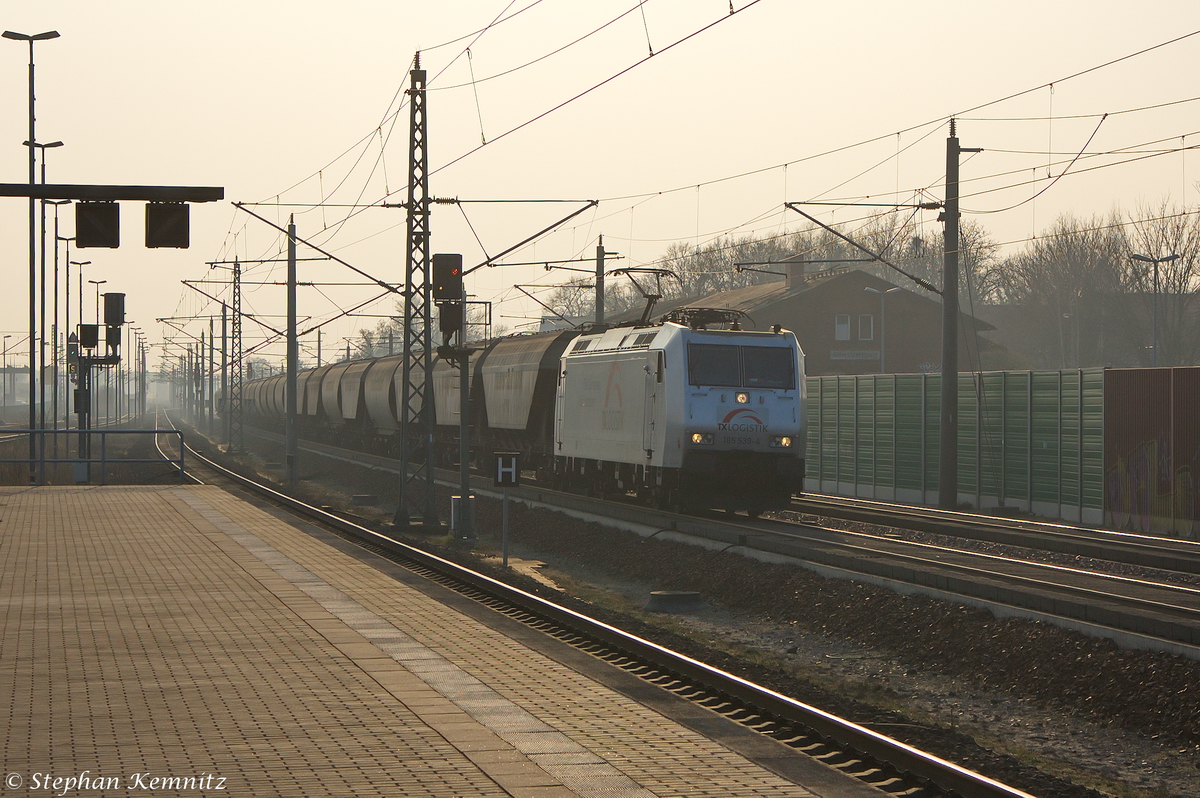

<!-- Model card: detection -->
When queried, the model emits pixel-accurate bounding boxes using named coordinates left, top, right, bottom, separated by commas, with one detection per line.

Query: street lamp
left=2, top=334, right=11, bottom=410
left=4, top=29, right=60, bottom=473
left=27, top=144, right=64, bottom=343
left=1130, top=252, right=1179, bottom=367
left=46, top=199, right=69, bottom=432
left=28, top=140, right=65, bottom=435
left=88, top=280, right=107, bottom=324
left=55, top=231, right=75, bottom=430
left=88, top=278, right=108, bottom=428
left=27, top=143, right=64, bottom=363
left=71, top=261, right=91, bottom=333
left=131, top=327, right=143, bottom=419
left=864, top=285, right=901, bottom=373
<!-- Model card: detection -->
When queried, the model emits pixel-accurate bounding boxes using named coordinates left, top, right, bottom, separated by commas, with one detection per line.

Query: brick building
left=614, top=263, right=999, bottom=376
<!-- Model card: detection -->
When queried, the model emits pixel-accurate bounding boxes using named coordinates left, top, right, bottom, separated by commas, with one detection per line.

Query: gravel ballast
left=219, top=433, right=1200, bottom=797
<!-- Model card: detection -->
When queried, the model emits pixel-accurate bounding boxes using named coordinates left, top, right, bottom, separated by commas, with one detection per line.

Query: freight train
left=243, top=307, right=806, bottom=514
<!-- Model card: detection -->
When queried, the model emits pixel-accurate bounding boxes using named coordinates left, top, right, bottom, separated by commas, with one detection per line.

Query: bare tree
left=545, top=277, right=597, bottom=324
left=886, top=220, right=1002, bottom=303
left=353, top=303, right=403, bottom=358
left=1125, top=202, right=1200, bottom=365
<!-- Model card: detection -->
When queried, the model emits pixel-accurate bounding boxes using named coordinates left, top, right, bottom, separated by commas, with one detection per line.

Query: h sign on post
left=494, top=451, right=520, bottom=569
left=494, top=452, right=521, bottom=487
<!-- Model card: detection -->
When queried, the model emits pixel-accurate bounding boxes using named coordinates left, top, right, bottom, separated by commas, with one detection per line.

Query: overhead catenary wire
left=992, top=206, right=1200, bottom=250
left=220, top=15, right=1200, bottom=281
left=960, top=93, right=1200, bottom=122
left=583, top=30, right=1200, bottom=211
left=970, top=114, right=1108, bottom=215
left=960, top=135, right=1200, bottom=212
left=429, top=1, right=651, bottom=91
left=809, top=131, right=1200, bottom=210
left=184, top=16, right=1200, bottom=360
left=314, top=0, right=768, bottom=240
left=331, top=4, right=761, bottom=260
left=420, top=0, right=548, bottom=52
left=218, top=1, right=700, bottom=266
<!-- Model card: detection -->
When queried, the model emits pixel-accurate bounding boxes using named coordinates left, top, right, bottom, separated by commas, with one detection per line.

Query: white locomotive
left=240, top=307, right=806, bottom=514
left=553, top=309, right=805, bottom=513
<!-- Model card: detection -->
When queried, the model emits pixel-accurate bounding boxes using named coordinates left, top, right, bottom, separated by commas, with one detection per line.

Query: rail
left=180, top=440, right=1036, bottom=798
left=0, top=429, right=186, bottom=485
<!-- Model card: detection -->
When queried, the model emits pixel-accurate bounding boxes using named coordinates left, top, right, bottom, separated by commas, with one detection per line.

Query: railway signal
left=433, top=253, right=463, bottom=301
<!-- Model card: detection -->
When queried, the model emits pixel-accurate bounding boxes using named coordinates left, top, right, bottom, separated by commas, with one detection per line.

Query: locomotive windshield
left=743, top=346, right=795, bottom=389
left=687, top=344, right=795, bottom=389
left=687, top=344, right=741, bottom=386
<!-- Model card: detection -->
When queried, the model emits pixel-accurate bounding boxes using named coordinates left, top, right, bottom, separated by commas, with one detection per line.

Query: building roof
left=609, top=267, right=993, bottom=333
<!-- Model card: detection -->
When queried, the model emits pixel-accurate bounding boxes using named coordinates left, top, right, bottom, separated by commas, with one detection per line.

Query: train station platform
left=0, top=485, right=877, bottom=797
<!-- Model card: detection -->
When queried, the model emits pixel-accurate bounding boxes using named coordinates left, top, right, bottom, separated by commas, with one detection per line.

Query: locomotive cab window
left=687, top=344, right=740, bottom=387
left=688, top=344, right=795, bottom=389
left=743, top=347, right=794, bottom=389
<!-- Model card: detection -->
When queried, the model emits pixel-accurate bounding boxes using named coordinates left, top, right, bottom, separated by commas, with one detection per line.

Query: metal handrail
left=0, top=429, right=185, bottom=485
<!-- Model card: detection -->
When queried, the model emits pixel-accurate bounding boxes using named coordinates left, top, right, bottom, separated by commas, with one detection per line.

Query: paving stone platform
left=0, top=485, right=878, bottom=797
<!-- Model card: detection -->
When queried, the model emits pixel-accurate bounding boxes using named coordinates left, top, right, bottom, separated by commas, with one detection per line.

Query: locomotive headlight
left=691, top=432, right=714, bottom=445
left=769, top=436, right=793, bottom=448
left=736, top=392, right=749, bottom=404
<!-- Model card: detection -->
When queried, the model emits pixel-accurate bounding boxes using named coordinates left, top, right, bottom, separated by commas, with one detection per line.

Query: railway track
left=231, top=424, right=1200, bottom=656
left=795, top=494, right=1200, bottom=578
left=151, top=419, right=1038, bottom=798
left=752, top=512, right=1200, bottom=650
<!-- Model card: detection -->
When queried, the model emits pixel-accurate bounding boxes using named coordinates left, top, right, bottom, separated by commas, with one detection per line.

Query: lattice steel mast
left=228, top=258, right=244, bottom=453
left=396, top=53, right=438, bottom=529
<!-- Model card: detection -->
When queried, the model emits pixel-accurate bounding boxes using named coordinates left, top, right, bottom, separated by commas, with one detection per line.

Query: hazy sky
left=0, top=1, right=1196, bottom=371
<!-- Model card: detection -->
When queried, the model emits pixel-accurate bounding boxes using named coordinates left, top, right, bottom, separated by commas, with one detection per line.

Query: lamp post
left=88, top=280, right=107, bottom=324
left=4, top=28, right=60, bottom=479
left=46, top=199, right=69, bottom=437
left=131, top=327, right=143, bottom=420
left=864, top=285, right=901, bottom=373
left=59, top=238, right=75, bottom=429
left=87, top=279, right=107, bottom=425
left=1130, top=252, right=1179, bottom=367
left=71, top=261, right=90, bottom=427
left=26, top=140, right=63, bottom=432
left=2, top=334, right=11, bottom=411
left=71, top=261, right=90, bottom=332
left=48, top=201, right=70, bottom=432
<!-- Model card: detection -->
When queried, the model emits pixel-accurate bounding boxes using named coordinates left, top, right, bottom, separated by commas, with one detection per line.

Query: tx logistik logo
left=718, top=408, right=768, bottom=432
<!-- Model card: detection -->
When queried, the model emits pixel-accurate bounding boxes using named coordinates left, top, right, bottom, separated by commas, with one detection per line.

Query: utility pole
left=208, top=317, right=214, bottom=433
left=141, top=335, right=147, bottom=417
left=229, top=259, right=244, bottom=452
left=221, top=303, right=228, bottom=447
left=200, top=333, right=206, bottom=425
left=396, top=53, right=438, bottom=530
left=286, top=216, right=298, bottom=486
left=595, top=235, right=605, bottom=326
left=939, top=118, right=981, bottom=510
left=188, top=344, right=194, bottom=422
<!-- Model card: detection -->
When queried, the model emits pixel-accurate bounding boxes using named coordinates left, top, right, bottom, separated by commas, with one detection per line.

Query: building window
left=835, top=314, right=850, bottom=341
left=858, top=314, right=874, bottom=341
